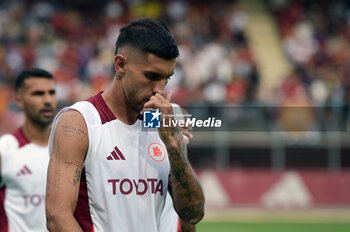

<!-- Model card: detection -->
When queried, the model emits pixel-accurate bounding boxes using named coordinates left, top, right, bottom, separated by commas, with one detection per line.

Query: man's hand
left=143, top=91, right=179, bottom=148
left=178, top=107, right=193, bottom=144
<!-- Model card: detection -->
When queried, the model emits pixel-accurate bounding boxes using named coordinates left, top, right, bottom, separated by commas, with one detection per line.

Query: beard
left=123, top=87, right=148, bottom=114
left=29, top=115, right=53, bottom=127
left=127, top=96, right=144, bottom=113
left=24, top=103, right=56, bottom=128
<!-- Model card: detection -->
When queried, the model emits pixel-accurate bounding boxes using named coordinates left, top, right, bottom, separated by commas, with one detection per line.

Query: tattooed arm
left=165, top=128, right=204, bottom=224
left=180, top=219, right=196, bottom=232
left=46, top=110, right=88, bottom=231
left=144, top=93, right=205, bottom=225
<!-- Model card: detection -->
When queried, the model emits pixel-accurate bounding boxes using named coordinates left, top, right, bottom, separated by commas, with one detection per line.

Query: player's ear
left=114, top=54, right=127, bottom=78
left=14, top=92, right=24, bottom=110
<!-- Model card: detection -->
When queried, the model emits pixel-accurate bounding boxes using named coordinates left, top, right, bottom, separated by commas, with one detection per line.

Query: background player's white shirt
left=160, top=193, right=180, bottom=232
left=50, top=93, right=170, bottom=232
left=0, top=128, right=49, bottom=232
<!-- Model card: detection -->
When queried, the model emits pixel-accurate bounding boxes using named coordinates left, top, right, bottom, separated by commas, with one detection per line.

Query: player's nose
left=43, top=92, right=57, bottom=107
left=152, top=81, right=165, bottom=96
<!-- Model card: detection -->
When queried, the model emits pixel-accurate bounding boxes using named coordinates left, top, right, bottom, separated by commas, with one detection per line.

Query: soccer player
left=46, top=18, right=204, bottom=231
left=0, top=68, right=57, bottom=231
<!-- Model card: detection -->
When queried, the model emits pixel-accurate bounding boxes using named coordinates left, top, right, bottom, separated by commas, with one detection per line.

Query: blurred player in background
left=0, top=68, right=57, bottom=231
left=46, top=18, right=204, bottom=231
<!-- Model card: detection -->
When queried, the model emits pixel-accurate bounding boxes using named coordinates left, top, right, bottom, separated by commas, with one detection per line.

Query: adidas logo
left=106, top=146, right=125, bottom=160
left=16, top=165, right=32, bottom=176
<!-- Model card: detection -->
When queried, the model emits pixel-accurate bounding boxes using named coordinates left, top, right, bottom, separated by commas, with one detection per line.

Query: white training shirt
left=160, top=192, right=181, bottom=232
left=50, top=92, right=171, bottom=232
left=0, top=128, right=49, bottom=232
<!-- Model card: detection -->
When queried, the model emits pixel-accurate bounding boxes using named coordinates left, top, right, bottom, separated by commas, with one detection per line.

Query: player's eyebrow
left=31, top=90, right=45, bottom=96
left=144, top=71, right=161, bottom=78
left=144, top=71, right=174, bottom=81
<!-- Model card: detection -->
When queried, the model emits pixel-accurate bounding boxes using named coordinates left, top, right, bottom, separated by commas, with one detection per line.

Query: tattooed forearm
left=180, top=219, right=196, bottom=232
left=171, top=169, right=193, bottom=201
left=168, top=127, right=187, bottom=160
left=177, top=137, right=187, bottom=159
left=64, top=161, right=82, bottom=188
left=52, top=136, right=61, bottom=189
left=46, top=135, right=61, bottom=203
left=62, top=125, right=86, bottom=139
left=64, top=161, right=82, bottom=210
left=166, top=126, right=205, bottom=224
left=178, top=203, right=205, bottom=224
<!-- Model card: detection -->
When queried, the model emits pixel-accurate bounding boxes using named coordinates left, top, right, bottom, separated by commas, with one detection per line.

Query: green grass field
left=197, top=208, right=350, bottom=232
left=197, top=221, right=350, bottom=232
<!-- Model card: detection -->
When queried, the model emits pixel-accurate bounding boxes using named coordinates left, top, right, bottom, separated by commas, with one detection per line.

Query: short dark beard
left=27, top=113, right=53, bottom=129
left=122, top=85, right=142, bottom=114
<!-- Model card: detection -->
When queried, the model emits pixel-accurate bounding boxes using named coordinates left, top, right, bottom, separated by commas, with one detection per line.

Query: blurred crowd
left=271, top=0, right=350, bottom=108
left=0, top=0, right=258, bottom=133
left=0, top=0, right=349, bottom=134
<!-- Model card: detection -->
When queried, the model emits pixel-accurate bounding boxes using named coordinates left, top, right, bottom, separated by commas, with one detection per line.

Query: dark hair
left=15, top=68, right=53, bottom=92
left=115, top=18, right=179, bottom=59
